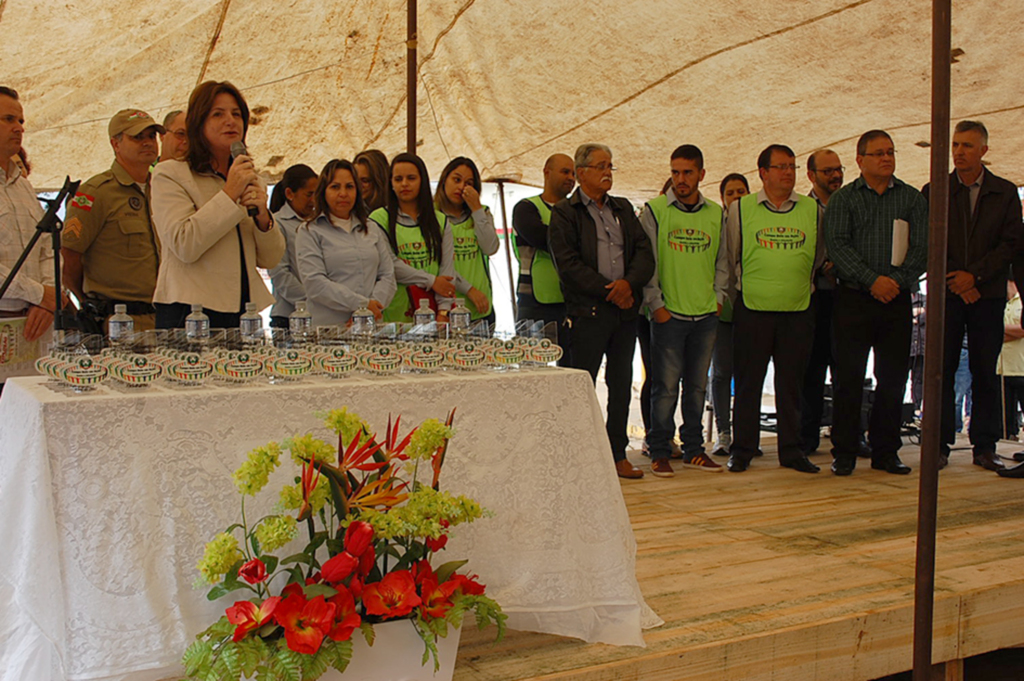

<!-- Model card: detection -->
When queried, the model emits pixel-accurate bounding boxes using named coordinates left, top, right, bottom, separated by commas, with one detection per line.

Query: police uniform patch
left=71, top=192, right=94, bottom=212
left=64, top=216, right=84, bottom=240
left=129, top=196, right=142, bottom=211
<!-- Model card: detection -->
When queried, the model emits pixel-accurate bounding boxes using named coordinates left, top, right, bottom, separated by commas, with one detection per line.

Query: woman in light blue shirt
left=268, top=163, right=317, bottom=327
left=296, top=159, right=396, bottom=327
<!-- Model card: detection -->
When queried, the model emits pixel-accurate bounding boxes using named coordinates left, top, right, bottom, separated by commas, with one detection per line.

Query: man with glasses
left=549, top=143, right=654, bottom=479
left=158, top=109, right=187, bottom=163
left=922, top=120, right=1023, bottom=472
left=724, top=144, right=822, bottom=474
left=824, top=129, right=928, bottom=476
left=62, top=109, right=163, bottom=331
left=800, top=150, right=844, bottom=456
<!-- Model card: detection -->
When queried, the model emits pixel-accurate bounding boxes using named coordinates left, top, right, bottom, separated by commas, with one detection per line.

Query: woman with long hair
left=434, top=157, right=499, bottom=324
left=354, top=149, right=390, bottom=213
left=150, top=80, right=284, bottom=329
left=268, top=163, right=318, bottom=327
left=368, top=153, right=455, bottom=323
left=708, top=172, right=750, bottom=455
left=296, top=159, right=395, bottom=327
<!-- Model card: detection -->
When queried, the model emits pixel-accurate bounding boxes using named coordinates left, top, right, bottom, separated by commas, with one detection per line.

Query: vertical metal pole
left=496, top=180, right=518, bottom=319
left=912, top=0, right=951, bottom=677
left=406, top=0, right=417, bottom=154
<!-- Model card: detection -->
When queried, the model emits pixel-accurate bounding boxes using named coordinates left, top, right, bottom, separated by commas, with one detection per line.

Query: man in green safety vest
left=512, top=153, right=575, bottom=364
left=642, top=145, right=728, bottom=477
left=724, top=144, right=823, bottom=474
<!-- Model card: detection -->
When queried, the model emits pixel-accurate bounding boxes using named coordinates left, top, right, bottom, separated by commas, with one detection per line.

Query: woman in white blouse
left=296, top=159, right=396, bottom=327
left=150, top=80, right=284, bottom=329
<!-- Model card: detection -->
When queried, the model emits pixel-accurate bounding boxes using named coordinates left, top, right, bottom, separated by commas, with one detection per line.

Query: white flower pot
left=332, top=619, right=461, bottom=681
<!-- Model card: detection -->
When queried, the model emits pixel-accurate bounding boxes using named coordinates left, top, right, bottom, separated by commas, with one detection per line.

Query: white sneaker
left=711, top=432, right=731, bottom=456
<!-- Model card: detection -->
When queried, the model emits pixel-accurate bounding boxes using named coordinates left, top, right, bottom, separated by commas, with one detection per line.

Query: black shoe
left=727, top=454, right=749, bottom=472
left=781, top=455, right=820, bottom=473
left=997, top=461, right=1024, bottom=478
left=831, top=458, right=856, bottom=476
left=972, top=450, right=1006, bottom=471
left=858, top=442, right=872, bottom=458
left=871, top=455, right=912, bottom=475
left=938, top=452, right=949, bottom=470
left=1013, top=451, right=1024, bottom=463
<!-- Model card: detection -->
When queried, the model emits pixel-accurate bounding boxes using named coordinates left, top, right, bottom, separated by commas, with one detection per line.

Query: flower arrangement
left=183, top=407, right=505, bottom=681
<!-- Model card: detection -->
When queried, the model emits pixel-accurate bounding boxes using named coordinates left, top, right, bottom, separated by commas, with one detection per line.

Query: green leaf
left=301, top=583, right=338, bottom=600
left=182, top=639, right=213, bottom=674
left=206, top=582, right=249, bottom=602
left=262, top=555, right=279, bottom=574
left=326, top=639, right=353, bottom=673
left=434, top=559, right=468, bottom=584
left=219, top=642, right=242, bottom=678
left=302, top=645, right=329, bottom=680
left=280, top=552, right=313, bottom=566
left=271, top=645, right=304, bottom=681
left=359, top=621, right=375, bottom=646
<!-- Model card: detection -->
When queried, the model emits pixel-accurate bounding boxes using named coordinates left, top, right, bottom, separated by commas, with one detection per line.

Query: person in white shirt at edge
left=268, top=163, right=318, bottom=328
left=150, top=80, right=284, bottom=329
left=0, top=85, right=60, bottom=392
left=296, top=159, right=396, bottom=327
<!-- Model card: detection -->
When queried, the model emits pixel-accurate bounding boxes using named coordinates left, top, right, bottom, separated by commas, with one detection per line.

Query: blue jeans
left=649, top=314, right=718, bottom=460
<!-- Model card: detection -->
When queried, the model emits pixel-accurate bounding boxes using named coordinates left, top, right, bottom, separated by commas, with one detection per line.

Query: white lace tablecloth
left=0, top=369, right=661, bottom=681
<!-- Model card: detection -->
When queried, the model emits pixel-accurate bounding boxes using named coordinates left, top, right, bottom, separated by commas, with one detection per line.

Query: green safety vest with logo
left=647, top=195, right=722, bottom=316
left=370, top=207, right=447, bottom=322
left=512, top=196, right=564, bottom=304
left=449, top=209, right=492, bottom=320
left=738, top=193, right=817, bottom=312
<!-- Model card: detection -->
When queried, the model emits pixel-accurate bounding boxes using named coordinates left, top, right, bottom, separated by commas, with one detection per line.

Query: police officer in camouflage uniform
left=62, top=109, right=163, bottom=331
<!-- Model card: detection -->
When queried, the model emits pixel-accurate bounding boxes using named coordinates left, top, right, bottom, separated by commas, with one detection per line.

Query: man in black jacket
left=923, top=120, right=1024, bottom=471
left=549, top=143, right=655, bottom=479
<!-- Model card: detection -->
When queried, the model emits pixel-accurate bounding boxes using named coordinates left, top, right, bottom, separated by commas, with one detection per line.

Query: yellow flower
left=232, top=442, right=282, bottom=496
left=255, top=515, right=298, bottom=553
left=278, top=475, right=331, bottom=515
left=285, top=433, right=335, bottom=467
left=197, top=533, right=242, bottom=584
left=321, top=407, right=370, bottom=448
left=406, top=419, right=454, bottom=460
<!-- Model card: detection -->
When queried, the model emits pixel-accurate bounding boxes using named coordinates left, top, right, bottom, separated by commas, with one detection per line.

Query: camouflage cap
left=108, top=109, right=165, bottom=138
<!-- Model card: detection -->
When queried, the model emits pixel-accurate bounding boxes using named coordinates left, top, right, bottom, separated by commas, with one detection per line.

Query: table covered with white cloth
left=0, top=368, right=661, bottom=681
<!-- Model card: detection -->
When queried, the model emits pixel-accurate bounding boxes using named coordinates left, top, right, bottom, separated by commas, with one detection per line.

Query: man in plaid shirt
left=824, top=129, right=928, bottom=476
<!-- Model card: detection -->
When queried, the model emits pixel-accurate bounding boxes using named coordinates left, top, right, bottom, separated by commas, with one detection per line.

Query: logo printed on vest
left=398, top=240, right=430, bottom=267
left=454, top=235, right=478, bottom=260
left=755, top=226, right=807, bottom=250
left=667, top=228, right=712, bottom=253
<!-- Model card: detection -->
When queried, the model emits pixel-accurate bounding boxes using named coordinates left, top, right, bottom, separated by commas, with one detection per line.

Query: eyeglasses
left=768, top=164, right=800, bottom=171
left=862, top=150, right=897, bottom=158
left=170, top=130, right=187, bottom=140
left=817, top=166, right=845, bottom=176
left=581, top=164, right=616, bottom=172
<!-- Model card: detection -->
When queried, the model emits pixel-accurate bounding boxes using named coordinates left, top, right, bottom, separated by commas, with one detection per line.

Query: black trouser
left=941, top=295, right=1005, bottom=454
left=1002, top=375, right=1024, bottom=439
left=517, top=296, right=571, bottom=367
left=568, top=305, right=637, bottom=462
left=731, top=294, right=814, bottom=465
left=800, top=288, right=834, bottom=453
left=155, top=302, right=243, bottom=330
left=636, top=314, right=652, bottom=435
left=831, top=287, right=912, bottom=462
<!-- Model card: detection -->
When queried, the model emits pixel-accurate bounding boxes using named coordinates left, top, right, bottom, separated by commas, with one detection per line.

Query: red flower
left=349, top=575, right=364, bottom=599
left=449, top=573, right=486, bottom=596
left=321, top=552, right=358, bottom=583
left=226, top=596, right=280, bottom=642
left=327, top=586, right=362, bottom=642
left=362, top=571, right=422, bottom=619
left=238, top=558, right=267, bottom=585
left=297, top=460, right=322, bottom=522
left=419, top=574, right=458, bottom=620
left=344, top=521, right=374, bottom=557
left=426, top=534, right=447, bottom=552
left=410, top=559, right=434, bottom=586
left=274, top=593, right=336, bottom=654
left=358, top=546, right=376, bottom=577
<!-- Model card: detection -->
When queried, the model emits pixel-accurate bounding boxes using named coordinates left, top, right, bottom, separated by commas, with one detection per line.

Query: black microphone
left=230, top=141, right=260, bottom=218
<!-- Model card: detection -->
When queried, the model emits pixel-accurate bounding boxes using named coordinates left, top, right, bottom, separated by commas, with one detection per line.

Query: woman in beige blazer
left=151, top=80, right=284, bottom=329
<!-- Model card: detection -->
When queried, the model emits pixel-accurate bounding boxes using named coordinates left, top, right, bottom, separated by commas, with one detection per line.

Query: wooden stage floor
left=454, top=437, right=1024, bottom=681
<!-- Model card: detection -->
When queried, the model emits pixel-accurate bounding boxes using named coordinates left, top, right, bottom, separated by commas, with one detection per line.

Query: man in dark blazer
left=923, top=120, right=1024, bottom=471
left=549, top=143, right=655, bottom=479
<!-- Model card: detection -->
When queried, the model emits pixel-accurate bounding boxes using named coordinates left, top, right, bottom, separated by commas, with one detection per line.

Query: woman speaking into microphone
left=151, top=80, right=284, bottom=329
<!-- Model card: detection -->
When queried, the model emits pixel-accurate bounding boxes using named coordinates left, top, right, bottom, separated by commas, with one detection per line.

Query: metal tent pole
left=406, top=0, right=417, bottom=154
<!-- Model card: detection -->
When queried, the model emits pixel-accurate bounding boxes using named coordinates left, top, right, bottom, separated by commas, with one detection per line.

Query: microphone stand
left=0, top=176, right=80, bottom=337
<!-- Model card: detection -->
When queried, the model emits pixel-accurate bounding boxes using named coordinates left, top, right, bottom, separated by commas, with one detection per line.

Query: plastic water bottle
left=450, top=299, right=472, bottom=335
left=240, top=302, right=263, bottom=344
left=351, top=306, right=374, bottom=336
left=185, top=304, right=210, bottom=342
left=413, top=299, right=434, bottom=326
left=289, top=300, right=313, bottom=342
left=108, top=304, right=134, bottom=347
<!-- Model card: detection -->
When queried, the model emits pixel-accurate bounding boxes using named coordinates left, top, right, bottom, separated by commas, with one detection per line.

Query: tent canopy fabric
left=5, top=0, right=1023, bottom=197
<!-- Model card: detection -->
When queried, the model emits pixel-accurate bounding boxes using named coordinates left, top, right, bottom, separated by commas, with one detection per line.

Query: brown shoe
left=651, top=458, right=675, bottom=477
left=615, top=458, right=644, bottom=479
left=973, top=450, right=1006, bottom=471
